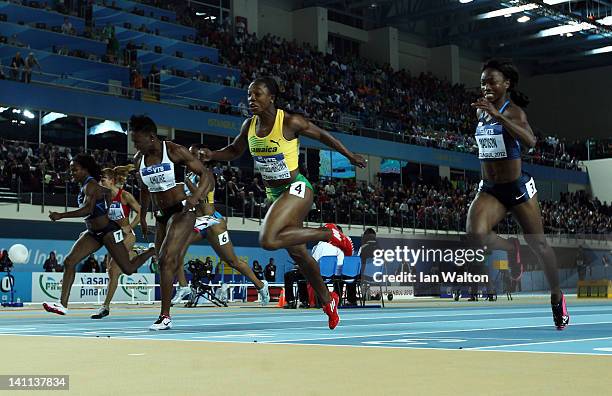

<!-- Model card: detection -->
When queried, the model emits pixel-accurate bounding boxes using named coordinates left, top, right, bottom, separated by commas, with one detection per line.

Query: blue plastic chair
left=318, top=256, right=337, bottom=282
left=338, top=256, right=364, bottom=306
left=341, top=256, right=361, bottom=279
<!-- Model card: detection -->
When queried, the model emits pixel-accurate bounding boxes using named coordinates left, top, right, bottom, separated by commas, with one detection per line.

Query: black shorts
left=478, top=172, right=538, bottom=208
left=87, top=221, right=122, bottom=244
left=154, top=202, right=184, bottom=225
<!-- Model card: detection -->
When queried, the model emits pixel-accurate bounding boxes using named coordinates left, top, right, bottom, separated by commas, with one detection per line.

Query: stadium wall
left=522, top=65, right=612, bottom=140
left=583, top=158, right=612, bottom=203
left=258, top=0, right=294, bottom=40
left=459, top=55, right=483, bottom=89
left=398, top=39, right=430, bottom=76
left=232, top=0, right=259, bottom=37
left=256, top=4, right=487, bottom=87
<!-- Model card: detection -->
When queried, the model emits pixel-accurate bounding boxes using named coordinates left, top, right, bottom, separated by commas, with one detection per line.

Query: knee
left=287, top=247, right=308, bottom=262
left=159, top=250, right=181, bottom=271
left=259, top=234, right=280, bottom=251
left=62, top=255, right=78, bottom=269
left=465, top=226, right=488, bottom=243
left=108, top=265, right=120, bottom=278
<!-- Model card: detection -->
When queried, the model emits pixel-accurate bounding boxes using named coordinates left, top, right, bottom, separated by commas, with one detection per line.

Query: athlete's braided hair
left=74, top=154, right=101, bottom=181
left=482, top=59, right=530, bottom=108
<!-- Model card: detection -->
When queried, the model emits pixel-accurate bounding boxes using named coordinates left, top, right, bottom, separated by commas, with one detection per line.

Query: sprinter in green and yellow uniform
left=203, top=77, right=366, bottom=329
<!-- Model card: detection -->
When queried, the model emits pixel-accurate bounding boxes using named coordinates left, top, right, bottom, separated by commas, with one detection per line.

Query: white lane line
left=467, top=336, right=612, bottom=350
left=263, top=321, right=612, bottom=344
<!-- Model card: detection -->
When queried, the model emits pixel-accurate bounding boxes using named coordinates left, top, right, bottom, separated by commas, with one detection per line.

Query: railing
left=3, top=174, right=610, bottom=248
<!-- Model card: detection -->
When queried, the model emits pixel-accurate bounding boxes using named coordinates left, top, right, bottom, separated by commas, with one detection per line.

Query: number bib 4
left=253, top=154, right=291, bottom=181
left=476, top=124, right=508, bottom=160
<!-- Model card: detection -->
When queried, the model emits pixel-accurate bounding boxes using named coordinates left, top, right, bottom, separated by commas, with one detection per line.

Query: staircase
left=0, top=187, right=19, bottom=204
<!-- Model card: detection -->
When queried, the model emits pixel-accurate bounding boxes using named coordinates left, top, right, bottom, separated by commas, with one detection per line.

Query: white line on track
left=263, top=320, right=612, bottom=344
left=467, top=336, right=612, bottom=350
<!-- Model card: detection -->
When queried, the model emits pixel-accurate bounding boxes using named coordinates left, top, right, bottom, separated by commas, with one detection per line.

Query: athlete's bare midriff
left=481, top=159, right=521, bottom=183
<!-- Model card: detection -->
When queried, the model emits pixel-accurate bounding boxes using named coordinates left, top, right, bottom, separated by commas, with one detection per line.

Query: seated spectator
left=61, top=17, right=73, bottom=35
left=283, top=263, right=309, bottom=309
left=0, top=249, right=13, bottom=272
left=218, top=97, right=231, bottom=114
left=252, top=260, right=263, bottom=280
left=43, top=251, right=62, bottom=272
left=264, top=258, right=276, bottom=283
left=81, top=255, right=100, bottom=273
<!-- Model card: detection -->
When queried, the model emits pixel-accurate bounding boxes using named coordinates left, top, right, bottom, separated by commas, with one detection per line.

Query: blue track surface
left=2, top=303, right=612, bottom=356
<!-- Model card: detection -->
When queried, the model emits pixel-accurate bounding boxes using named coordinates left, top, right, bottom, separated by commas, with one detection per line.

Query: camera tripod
left=184, top=277, right=228, bottom=308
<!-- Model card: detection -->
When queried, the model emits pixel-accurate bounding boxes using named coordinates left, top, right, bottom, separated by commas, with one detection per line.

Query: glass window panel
left=87, top=118, right=128, bottom=151
left=0, top=105, right=39, bottom=143
left=41, top=111, right=85, bottom=153
left=174, top=129, right=202, bottom=148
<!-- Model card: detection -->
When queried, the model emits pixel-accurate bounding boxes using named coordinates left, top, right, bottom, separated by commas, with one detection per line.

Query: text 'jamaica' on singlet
left=247, top=110, right=299, bottom=181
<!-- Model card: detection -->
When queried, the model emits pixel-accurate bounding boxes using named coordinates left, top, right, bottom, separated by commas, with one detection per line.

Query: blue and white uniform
left=79, top=176, right=122, bottom=243
left=79, top=176, right=109, bottom=220
left=139, top=141, right=177, bottom=193
left=139, top=141, right=185, bottom=224
left=476, top=100, right=537, bottom=207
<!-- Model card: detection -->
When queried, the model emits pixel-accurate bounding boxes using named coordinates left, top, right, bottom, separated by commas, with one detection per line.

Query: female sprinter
left=131, top=115, right=212, bottom=330
left=203, top=77, right=366, bottom=330
left=468, top=59, right=568, bottom=329
left=44, top=155, right=155, bottom=315
left=91, top=165, right=141, bottom=319
left=171, top=143, right=270, bottom=306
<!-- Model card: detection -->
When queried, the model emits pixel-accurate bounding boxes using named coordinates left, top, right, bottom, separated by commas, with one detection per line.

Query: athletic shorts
left=193, top=211, right=224, bottom=237
left=478, top=172, right=538, bottom=208
left=265, top=174, right=313, bottom=202
left=155, top=201, right=195, bottom=225
left=86, top=220, right=122, bottom=245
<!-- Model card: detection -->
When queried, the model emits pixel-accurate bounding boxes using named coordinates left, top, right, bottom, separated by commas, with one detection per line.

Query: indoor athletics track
left=1, top=297, right=611, bottom=395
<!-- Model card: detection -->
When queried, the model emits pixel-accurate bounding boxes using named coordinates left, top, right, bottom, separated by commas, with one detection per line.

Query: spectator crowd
left=1, top=136, right=610, bottom=236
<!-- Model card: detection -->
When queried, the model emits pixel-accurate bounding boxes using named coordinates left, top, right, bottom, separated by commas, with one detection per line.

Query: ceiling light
left=478, top=1, right=571, bottom=20
left=585, top=45, right=612, bottom=55
left=459, top=0, right=474, bottom=4
left=477, top=4, right=539, bottom=19
left=517, top=15, right=531, bottom=23
left=536, top=22, right=595, bottom=37
left=598, top=16, right=612, bottom=26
